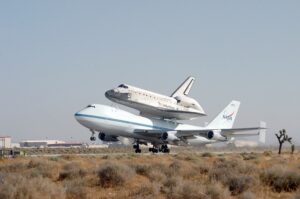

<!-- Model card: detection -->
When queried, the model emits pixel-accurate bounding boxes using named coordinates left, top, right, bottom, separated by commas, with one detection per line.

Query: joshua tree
left=291, top=144, right=295, bottom=154
left=275, top=129, right=292, bottom=154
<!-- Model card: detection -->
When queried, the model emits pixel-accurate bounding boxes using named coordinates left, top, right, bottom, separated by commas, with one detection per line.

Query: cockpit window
left=86, top=104, right=96, bottom=108
left=118, top=84, right=128, bottom=89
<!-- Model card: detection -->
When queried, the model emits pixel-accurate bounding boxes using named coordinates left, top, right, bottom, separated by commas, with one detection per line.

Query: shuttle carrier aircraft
left=105, top=76, right=205, bottom=120
left=75, top=101, right=266, bottom=153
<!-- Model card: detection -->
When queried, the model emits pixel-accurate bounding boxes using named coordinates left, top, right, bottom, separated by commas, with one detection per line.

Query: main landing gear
left=90, top=130, right=96, bottom=141
left=133, top=141, right=141, bottom=153
left=160, top=144, right=170, bottom=153
left=149, top=144, right=170, bottom=153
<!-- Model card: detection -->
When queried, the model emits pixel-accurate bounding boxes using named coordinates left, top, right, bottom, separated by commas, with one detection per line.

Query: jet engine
left=98, top=133, right=119, bottom=142
left=206, top=130, right=227, bottom=141
left=161, top=131, right=180, bottom=142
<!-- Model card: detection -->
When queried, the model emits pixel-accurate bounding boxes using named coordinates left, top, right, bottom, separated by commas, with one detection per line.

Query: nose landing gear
left=90, top=130, right=96, bottom=141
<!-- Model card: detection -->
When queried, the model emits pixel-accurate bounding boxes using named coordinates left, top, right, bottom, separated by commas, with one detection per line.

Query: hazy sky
left=0, top=1, right=299, bottom=145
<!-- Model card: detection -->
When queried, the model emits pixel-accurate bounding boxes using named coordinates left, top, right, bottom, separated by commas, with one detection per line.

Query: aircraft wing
left=133, top=130, right=163, bottom=138
left=177, top=127, right=265, bottom=137
left=132, top=122, right=266, bottom=143
left=133, top=127, right=266, bottom=137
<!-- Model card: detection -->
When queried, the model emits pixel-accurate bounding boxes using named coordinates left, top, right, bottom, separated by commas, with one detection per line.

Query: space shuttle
left=105, top=76, right=206, bottom=120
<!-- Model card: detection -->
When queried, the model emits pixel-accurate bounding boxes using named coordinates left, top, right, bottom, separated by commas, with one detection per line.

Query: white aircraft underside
left=75, top=101, right=266, bottom=153
left=106, top=94, right=204, bottom=120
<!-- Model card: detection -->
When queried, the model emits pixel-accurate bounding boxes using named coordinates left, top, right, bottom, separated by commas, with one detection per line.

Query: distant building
left=19, top=140, right=86, bottom=148
left=20, top=140, right=65, bottom=148
left=0, top=136, right=11, bottom=148
left=48, top=142, right=86, bottom=148
left=88, top=143, right=109, bottom=148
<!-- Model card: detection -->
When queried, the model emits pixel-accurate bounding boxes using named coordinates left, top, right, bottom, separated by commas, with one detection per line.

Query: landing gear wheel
left=149, top=147, right=158, bottom=153
left=90, top=129, right=96, bottom=141
left=163, top=148, right=170, bottom=153
left=161, top=145, right=170, bottom=153
left=133, top=141, right=141, bottom=153
left=152, top=148, right=158, bottom=153
left=135, top=149, right=141, bottom=153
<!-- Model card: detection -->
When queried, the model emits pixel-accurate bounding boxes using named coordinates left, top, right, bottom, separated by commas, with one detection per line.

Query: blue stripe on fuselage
left=74, top=113, right=173, bottom=131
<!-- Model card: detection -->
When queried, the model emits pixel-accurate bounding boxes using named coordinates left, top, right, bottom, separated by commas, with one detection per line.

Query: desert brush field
left=0, top=149, right=299, bottom=199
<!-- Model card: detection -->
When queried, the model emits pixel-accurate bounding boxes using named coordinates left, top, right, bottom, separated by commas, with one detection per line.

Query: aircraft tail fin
left=207, top=101, right=241, bottom=129
left=259, top=121, right=266, bottom=144
left=171, top=76, right=195, bottom=97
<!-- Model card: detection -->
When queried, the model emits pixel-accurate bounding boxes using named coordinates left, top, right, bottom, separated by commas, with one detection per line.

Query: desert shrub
left=161, top=176, right=179, bottom=194
left=170, top=160, right=181, bottom=171
left=240, top=153, right=258, bottom=161
left=208, top=158, right=256, bottom=195
left=49, top=156, right=59, bottom=161
left=293, top=190, right=300, bottom=199
left=59, top=162, right=87, bottom=181
left=27, top=159, right=58, bottom=179
left=0, top=174, right=65, bottom=199
left=163, top=160, right=196, bottom=179
left=162, top=177, right=206, bottom=199
left=130, top=182, right=158, bottom=198
left=0, top=172, right=6, bottom=184
left=132, top=163, right=168, bottom=182
left=97, top=162, right=135, bottom=188
left=0, top=161, right=27, bottom=172
left=201, top=152, right=213, bottom=157
left=263, top=151, right=272, bottom=156
left=61, top=155, right=75, bottom=160
left=64, top=179, right=89, bottom=199
left=209, top=165, right=234, bottom=183
left=209, top=158, right=256, bottom=183
left=239, top=191, right=255, bottom=199
left=205, top=183, right=230, bottom=199
left=196, top=163, right=210, bottom=175
left=165, top=160, right=183, bottom=177
left=260, top=166, right=300, bottom=192
left=146, top=169, right=166, bottom=182
left=175, top=153, right=197, bottom=161
left=134, top=164, right=152, bottom=177
left=227, top=175, right=255, bottom=195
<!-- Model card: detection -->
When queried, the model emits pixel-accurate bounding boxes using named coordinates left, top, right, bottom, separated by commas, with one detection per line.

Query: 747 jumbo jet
left=75, top=100, right=266, bottom=153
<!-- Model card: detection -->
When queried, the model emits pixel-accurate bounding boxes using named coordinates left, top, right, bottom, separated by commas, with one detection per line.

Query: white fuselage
left=75, top=104, right=215, bottom=146
left=105, top=84, right=205, bottom=120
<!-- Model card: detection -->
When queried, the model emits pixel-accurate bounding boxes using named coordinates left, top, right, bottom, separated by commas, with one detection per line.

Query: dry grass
left=0, top=149, right=299, bottom=199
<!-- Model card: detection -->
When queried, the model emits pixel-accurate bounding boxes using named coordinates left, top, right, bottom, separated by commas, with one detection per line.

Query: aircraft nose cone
left=74, top=111, right=82, bottom=122
left=105, top=91, right=110, bottom=98
left=74, top=110, right=90, bottom=127
left=105, top=89, right=115, bottom=98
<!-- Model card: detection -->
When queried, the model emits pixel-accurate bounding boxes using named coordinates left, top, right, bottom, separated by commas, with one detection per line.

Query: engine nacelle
left=206, top=130, right=227, bottom=141
left=161, top=131, right=180, bottom=142
left=98, top=133, right=119, bottom=142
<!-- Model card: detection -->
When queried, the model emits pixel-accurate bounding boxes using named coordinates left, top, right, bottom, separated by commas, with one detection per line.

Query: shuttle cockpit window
left=86, top=104, right=96, bottom=108
left=118, top=84, right=128, bottom=89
